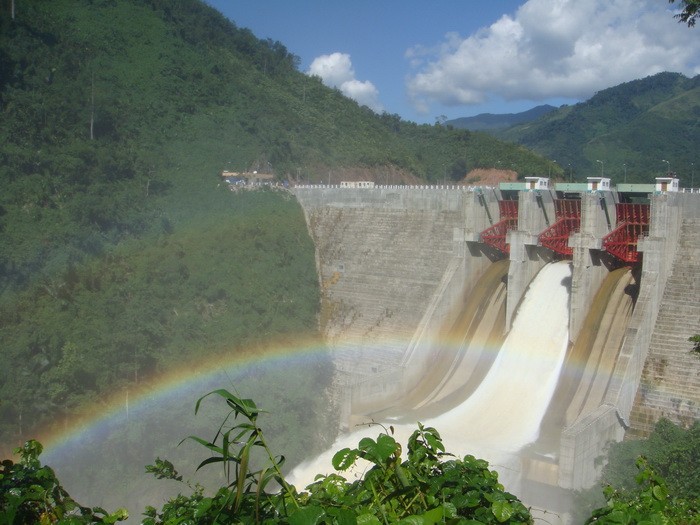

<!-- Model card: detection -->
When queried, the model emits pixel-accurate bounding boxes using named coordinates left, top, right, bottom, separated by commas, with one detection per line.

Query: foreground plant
left=144, top=388, right=533, bottom=524
left=586, top=457, right=700, bottom=524
left=0, top=440, right=127, bottom=524
left=6, top=390, right=698, bottom=524
left=304, top=423, right=533, bottom=524
left=143, top=389, right=301, bottom=524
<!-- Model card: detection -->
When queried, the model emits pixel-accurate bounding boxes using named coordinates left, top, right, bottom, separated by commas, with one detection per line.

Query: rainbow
left=36, top=336, right=335, bottom=460
left=30, top=331, right=512, bottom=472
left=2, top=337, right=338, bottom=519
left=25, top=333, right=506, bottom=518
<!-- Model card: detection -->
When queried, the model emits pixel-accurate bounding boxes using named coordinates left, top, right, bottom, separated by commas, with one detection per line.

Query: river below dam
left=289, top=261, right=572, bottom=492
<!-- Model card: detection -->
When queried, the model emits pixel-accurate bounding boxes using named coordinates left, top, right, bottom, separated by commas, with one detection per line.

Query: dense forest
left=0, top=0, right=559, bottom=294
left=493, top=72, right=700, bottom=184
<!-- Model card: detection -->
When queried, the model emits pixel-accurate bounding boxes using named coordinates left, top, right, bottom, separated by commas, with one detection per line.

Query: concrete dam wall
left=295, top=187, right=495, bottom=415
left=293, top=185, right=700, bottom=492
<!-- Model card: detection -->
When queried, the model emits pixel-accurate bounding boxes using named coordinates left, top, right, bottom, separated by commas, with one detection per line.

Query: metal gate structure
left=480, top=200, right=518, bottom=255
left=538, top=199, right=581, bottom=257
left=602, top=203, right=650, bottom=263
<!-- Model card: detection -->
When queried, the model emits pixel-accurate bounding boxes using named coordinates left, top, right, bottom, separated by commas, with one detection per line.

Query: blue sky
left=204, top=0, right=699, bottom=124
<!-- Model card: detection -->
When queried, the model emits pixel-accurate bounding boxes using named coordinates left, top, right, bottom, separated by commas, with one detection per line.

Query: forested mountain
left=493, top=72, right=700, bottom=184
left=0, top=0, right=558, bottom=295
left=445, top=105, right=557, bottom=132
left=0, top=0, right=315, bottom=450
left=0, top=0, right=563, bottom=446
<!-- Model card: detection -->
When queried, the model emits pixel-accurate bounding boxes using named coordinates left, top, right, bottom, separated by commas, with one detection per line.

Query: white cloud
left=308, top=52, right=384, bottom=113
left=406, top=0, right=700, bottom=114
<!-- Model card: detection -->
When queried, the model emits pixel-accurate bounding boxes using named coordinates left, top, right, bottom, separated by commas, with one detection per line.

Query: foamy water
left=289, top=261, right=571, bottom=490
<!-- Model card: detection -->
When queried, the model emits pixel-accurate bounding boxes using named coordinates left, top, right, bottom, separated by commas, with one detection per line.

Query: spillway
left=383, top=259, right=509, bottom=417
left=538, top=266, right=636, bottom=445
left=289, top=261, right=572, bottom=490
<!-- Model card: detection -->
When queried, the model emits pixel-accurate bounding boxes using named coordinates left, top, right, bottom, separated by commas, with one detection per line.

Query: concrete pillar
left=459, top=189, right=505, bottom=308
left=463, top=189, right=499, bottom=242
left=506, top=190, right=556, bottom=328
left=568, top=192, right=617, bottom=341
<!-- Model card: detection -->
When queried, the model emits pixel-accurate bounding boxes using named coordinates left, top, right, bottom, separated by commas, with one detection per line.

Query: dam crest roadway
left=291, top=178, right=700, bottom=510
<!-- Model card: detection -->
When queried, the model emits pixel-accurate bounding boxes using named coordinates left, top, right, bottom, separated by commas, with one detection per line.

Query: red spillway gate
left=480, top=200, right=518, bottom=255
left=538, top=199, right=581, bottom=257
left=602, top=203, right=650, bottom=263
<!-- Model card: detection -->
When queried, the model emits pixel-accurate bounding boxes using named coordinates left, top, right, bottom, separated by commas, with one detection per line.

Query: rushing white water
left=289, top=261, right=571, bottom=490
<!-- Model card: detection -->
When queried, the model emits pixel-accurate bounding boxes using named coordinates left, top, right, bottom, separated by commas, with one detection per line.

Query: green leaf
left=333, top=508, right=358, bottom=525
left=453, top=492, right=481, bottom=509
left=356, top=513, right=382, bottom=525
left=396, top=516, right=425, bottom=525
left=651, top=484, right=667, bottom=501
left=424, top=433, right=444, bottom=453
left=102, top=508, right=129, bottom=524
left=234, top=439, right=252, bottom=511
left=193, top=498, right=213, bottom=518
left=375, top=434, right=399, bottom=461
left=602, top=510, right=632, bottom=524
left=441, top=502, right=457, bottom=519
left=333, top=448, right=359, bottom=471
left=638, top=513, right=670, bottom=525
left=420, top=507, right=446, bottom=524
left=289, top=505, right=326, bottom=525
left=491, top=500, right=514, bottom=523
left=358, top=434, right=398, bottom=463
left=195, top=389, right=260, bottom=420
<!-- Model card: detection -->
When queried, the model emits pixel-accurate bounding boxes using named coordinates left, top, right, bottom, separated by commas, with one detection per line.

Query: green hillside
left=0, top=0, right=558, bottom=293
left=495, top=72, right=700, bottom=184
left=445, top=104, right=557, bottom=132
left=0, top=0, right=561, bottom=447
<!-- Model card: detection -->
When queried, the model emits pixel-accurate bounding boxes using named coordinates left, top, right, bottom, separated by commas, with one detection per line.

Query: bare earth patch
left=461, top=169, right=518, bottom=186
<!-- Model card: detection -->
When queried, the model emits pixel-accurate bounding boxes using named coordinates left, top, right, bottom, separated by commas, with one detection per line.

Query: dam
left=292, top=179, right=700, bottom=495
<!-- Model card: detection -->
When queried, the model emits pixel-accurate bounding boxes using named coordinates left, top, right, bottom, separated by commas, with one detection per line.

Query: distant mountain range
left=447, top=72, right=700, bottom=184
left=445, top=105, right=557, bottom=131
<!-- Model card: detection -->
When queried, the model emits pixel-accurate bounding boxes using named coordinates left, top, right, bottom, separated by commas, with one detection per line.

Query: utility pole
left=90, top=72, right=95, bottom=140
left=691, top=162, right=694, bottom=189
left=662, top=159, right=670, bottom=175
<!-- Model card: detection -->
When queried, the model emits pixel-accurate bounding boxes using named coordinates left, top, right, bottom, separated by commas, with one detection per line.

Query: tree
left=1, top=440, right=128, bottom=523
left=668, top=0, right=700, bottom=26
left=690, top=334, right=700, bottom=354
left=586, top=457, right=700, bottom=524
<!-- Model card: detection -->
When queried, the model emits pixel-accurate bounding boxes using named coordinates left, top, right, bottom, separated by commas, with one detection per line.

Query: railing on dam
left=289, top=179, right=700, bottom=194
left=293, top=184, right=497, bottom=191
